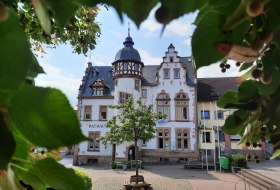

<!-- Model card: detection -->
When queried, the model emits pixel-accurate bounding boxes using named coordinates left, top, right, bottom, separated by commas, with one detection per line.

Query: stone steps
left=234, top=169, right=280, bottom=190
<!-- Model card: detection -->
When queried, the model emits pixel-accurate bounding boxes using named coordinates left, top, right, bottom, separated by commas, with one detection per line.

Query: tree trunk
left=112, top=143, right=116, bottom=162
left=134, top=138, right=139, bottom=184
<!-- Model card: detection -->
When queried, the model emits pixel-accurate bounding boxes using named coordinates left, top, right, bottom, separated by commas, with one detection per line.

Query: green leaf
left=0, top=111, right=16, bottom=170
left=32, top=0, right=51, bottom=34
left=270, top=149, right=280, bottom=159
left=258, top=69, right=280, bottom=96
left=27, top=54, right=45, bottom=79
left=0, top=9, right=32, bottom=91
left=265, top=0, right=280, bottom=31
left=238, top=80, right=258, bottom=102
left=161, top=0, right=205, bottom=20
left=106, top=0, right=158, bottom=27
left=192, top=11, right=226, bottom=69
left=9, top=85, right=87, bottom=149
left=46, top=0, right=81, bottom=29
left=217, top=91, right=238, bottom=108
left=13, top=168, right=44, bottom=190
left=239, top=62, right=253, bottom=71
left=262, top=45, right=280, bottom=73
left=11, top=126, right=30, bottom=167
left=32, top=158, right=85, bottom=190
left=222, top=115, right=244, bottom=135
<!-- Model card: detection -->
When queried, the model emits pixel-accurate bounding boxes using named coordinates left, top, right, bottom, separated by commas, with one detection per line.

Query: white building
left=74, top=34, right=199, bottom=165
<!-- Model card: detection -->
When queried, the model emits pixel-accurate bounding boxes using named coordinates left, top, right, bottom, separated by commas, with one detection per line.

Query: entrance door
left=128, top=146, right=135, bottom=160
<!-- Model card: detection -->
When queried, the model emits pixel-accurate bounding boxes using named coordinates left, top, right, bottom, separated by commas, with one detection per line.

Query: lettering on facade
left=156, top=119, right=168, bottom=125
left=88, top=124, right=107, bottom=128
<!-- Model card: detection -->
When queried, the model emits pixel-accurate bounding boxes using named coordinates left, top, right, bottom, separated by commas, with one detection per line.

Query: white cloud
left=141, top=20, right=162, bottom=37
left=84, top=56, right=108, bottom=67
left=35, top=61, right=80, bottom=107
left=165, top=20, right=194, bottom=37
left=197, top=60, right=243, bottom=78
left=183, top=38, right=191, bottom=47
left=138, top=49, right=162, bottom=65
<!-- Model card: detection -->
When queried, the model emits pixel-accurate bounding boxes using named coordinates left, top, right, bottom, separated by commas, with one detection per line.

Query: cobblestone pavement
left=73, top=164, right=255, bottom=190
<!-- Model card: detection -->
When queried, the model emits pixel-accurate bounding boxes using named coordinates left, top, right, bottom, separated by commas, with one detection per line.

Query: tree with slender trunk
left=101, top=97, right=161, bottom=184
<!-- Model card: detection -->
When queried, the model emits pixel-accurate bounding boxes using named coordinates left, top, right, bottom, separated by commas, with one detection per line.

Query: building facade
left=73, top=34, right=262, bottom=165
left=74, top=35, right=199, bottom=165
left=197, top=78, right=265, bottom=163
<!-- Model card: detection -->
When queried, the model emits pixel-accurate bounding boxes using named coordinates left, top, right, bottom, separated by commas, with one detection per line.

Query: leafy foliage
left=101, top=97, right=161, bottom=182
left=102, top=98, right=161, bottom=145
left=74, top=170, right=92, bottom=190
left=230, top=154, right=248, bottom=168
left=2, top=0, right=280, bottom=189
left=5, top=0, right=101, bottom=54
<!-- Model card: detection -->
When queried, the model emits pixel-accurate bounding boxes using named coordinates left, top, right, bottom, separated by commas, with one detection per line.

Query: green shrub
left=74, top=170, right=92, bottom=190
left=111, top=160, right=144, bottom=169
left=230, top=154, right=247, bottom=168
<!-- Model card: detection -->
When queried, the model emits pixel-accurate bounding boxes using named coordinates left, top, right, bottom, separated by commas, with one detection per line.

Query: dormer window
left=93, top=70, right=97, bottom=76
left=93, top=88, right=103, bottom=96
left=91, top=79, right=108, bottom=96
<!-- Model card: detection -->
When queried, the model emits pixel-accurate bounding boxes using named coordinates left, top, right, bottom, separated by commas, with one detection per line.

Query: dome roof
left=114, top=36, right=141, bottom=62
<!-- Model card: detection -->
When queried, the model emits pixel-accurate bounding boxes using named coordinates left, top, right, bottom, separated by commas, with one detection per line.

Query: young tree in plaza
left=102, top=97, right=161, bottom=183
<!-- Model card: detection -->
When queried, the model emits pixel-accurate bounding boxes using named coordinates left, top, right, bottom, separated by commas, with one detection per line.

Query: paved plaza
left=61, top=157, right=280, bottom=190
left=72, top=164, right=256, bottom=190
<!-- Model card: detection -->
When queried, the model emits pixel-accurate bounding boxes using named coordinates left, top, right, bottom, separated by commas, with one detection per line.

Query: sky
left=35, top=5, right=241, bottom=107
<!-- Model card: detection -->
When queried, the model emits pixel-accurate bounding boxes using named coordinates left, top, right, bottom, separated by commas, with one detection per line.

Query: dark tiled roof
left=79, top=65, right=114, bottom=96
left=197, top=77, right=239, bottom=102
left=114, top=36, right=141, bottom=62
left=179, top=57, right=196, bottom=86
left=142, top=65, right=160, bottom=86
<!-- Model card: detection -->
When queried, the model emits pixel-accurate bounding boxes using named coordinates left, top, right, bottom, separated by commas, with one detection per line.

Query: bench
left=184, top=159, right=204, bottom=169
left=123, top=175, right=152, bottom=190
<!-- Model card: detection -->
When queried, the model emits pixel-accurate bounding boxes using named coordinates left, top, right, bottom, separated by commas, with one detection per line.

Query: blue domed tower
left=112, top=31, right=144, bottom=104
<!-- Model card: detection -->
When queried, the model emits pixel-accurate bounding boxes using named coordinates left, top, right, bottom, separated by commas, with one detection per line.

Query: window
left=119, top=92, right=131, bottom=104
left=93, top=69, right=97, bottom=76
left=214, top=110, right=224, bottom=120
left=176, top=129, right=189, bottom=150
left=92, top=88, right=103, bottom=96
left=231, top=135, right=241, bottom=142
left=84, top=106, right=92, bottom=120
left=202, top=132, right=211, bottom=143
left=216, top=130, right=225, bottom=142
left=99, top=106, right=107, bottom=120
left=174, top=69, right=180, bottom=79
left=135, top=63, right=139, bottom=71
left=170, top=56, right=173, bottom=62
left=135, top=79, right=140, bottom=91
left=123, top=62, right=128, bottom=70
left=175, top=93, right=189, bottom=121
left=88, top=131, right=100, bottom=151
left=163, top=69, right=170, bottom=79
left=157, top=92, right=170, bottom=120
left=157, top=129, right=170, bottom=149
left=142, top=89, right=147, bottom=98
left=201, top=110, right=210, bottom=119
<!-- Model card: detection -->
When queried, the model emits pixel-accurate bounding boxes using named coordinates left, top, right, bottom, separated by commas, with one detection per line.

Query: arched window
left=156, top=92, right=170, bottom=120
left=175, top=92, right=189, bottom=121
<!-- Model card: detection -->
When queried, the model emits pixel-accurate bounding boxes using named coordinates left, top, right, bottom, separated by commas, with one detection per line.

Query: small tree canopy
left=102, top=97, right=162, bottom=145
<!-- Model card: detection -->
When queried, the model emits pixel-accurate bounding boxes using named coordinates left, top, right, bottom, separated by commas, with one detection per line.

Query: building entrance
left=128, top=146, right=135, bottom=160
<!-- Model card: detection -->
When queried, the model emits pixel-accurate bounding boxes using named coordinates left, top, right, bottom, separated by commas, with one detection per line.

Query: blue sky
left=35, top=5, right=240, bottom=107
